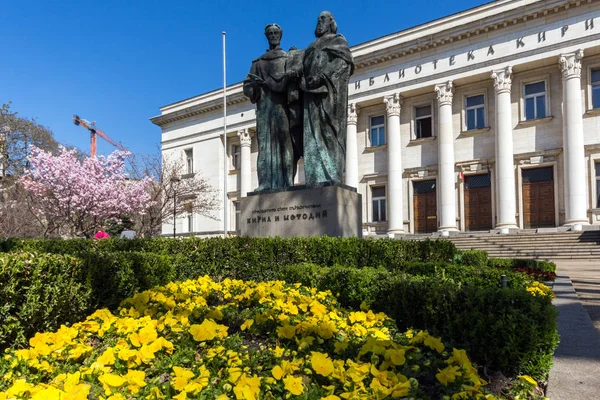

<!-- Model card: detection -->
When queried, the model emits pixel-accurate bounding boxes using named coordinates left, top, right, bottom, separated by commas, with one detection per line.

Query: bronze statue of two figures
left=243, top=11, right=355, bottom=192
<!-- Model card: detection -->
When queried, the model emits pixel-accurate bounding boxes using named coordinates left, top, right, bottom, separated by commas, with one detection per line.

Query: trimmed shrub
left=276, top=263, right=558, bottom=379
left=0, top=252, right=91, bottom=350
left=0, top=236, right=457, bottom=266
left=454, top=249, right=488, bottom=269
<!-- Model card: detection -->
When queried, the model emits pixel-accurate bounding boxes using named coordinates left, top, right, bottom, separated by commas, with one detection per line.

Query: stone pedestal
left=241, top=184, right=362, bottom=238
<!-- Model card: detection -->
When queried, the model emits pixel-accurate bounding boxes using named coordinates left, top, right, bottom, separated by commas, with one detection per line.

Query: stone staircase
left=445, top=230, right=600, bottom=260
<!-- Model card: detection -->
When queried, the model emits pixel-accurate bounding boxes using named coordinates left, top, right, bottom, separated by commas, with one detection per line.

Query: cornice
left=151, top=90, right=248, bottom=127
left=352, top=0, right=597, bottom=71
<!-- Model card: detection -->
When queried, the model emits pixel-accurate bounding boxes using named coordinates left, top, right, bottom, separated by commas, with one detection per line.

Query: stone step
left=486, top=255, right=596, bottom=260
left=457, top=244, right=600, bottom=250
left=400, top=231, right=600, bottom=260
left=449, top=235, right=600, bottom=242
left=482, top=249, right=600, bottom=255
left=482, top=248, right=599, bottom=254
left=449, top=238, right=600, bottom=244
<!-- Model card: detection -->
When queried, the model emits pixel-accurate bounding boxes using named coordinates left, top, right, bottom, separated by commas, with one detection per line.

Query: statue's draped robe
left=302, top=33, right=354, bottom=185
left=243, top=48, right=294, bottom=190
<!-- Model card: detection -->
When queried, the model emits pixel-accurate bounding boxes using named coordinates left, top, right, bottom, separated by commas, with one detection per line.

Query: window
left=592, top=69, right=600, bottom=109
left=371, top=186, right=387, bottom=222
left=465, top=94, right=485, bottom=130
left=185, top=149, right=193, bottom=174
left=415, top=105, right=432, bottom=139
left=596, top=163, right=600, bottom=208
left=369, top=115, right=385, bottom=146
left=234, top=201, right=241, bottom=231
left=187, top=214, right=193, bottom=233
left=232, top=145, right=241, bottom=170
left=522, top=166, right=553, bottom=183
left=524, top=81, right=547, bottom=120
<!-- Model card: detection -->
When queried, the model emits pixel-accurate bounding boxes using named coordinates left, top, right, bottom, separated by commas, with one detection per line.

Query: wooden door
left=413, top=180, right=437, bottom=233
left=522, top=167, right=555, bottom=229
left=464, top=174, right=492, bottom=231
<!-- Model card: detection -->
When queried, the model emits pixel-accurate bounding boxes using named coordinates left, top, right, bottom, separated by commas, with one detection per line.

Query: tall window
left=185, top=149, right=194, bottom=174
left=596, top=163, right=600, bottom=208
left=187, top=214, right=193, bottom=233
left=232, top=145, right=241, bottom=170
left=370, top=115, right=385, bottom=146
left=465, top=94, right=485, bottom=130
left=415, top=105, right=432, bottom=139
left=592, top=69, right=600, bottom=109
left=234, top=201, right=241, bottom=231
left=524, top=81, right=547, bottom=120
left=371, top=186, right=387, bottom=222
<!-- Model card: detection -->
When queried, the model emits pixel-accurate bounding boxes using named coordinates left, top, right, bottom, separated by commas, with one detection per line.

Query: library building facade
left=152, top=0, right=600, bottom=237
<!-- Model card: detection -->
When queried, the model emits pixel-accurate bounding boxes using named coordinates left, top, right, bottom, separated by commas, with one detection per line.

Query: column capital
left=237, top=128, right=252, bottom=147
left=559, top=49, right=584, bottom=79
left=491, top=66, right=513, bottom=94
left=347, top=103, right=358, bottom=125
left=384, top=93, right=401, bottom=117
left=435, top=81, right=454, bottom=106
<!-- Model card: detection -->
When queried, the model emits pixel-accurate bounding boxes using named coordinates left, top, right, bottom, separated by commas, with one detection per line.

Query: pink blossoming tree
left=21, top=146, right=153, bottom=237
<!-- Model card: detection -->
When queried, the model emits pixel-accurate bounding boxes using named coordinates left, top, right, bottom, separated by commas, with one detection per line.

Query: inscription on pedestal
left=241, top=185, right=362, bottom=238
left=248, top=204, right=328, bottom=225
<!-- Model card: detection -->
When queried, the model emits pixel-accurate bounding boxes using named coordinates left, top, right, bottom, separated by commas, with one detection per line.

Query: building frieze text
left=350, top=14, right=598, bottom=95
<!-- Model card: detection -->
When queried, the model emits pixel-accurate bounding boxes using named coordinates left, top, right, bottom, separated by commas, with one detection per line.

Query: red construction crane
left=72, top=115, right=127, bottom=157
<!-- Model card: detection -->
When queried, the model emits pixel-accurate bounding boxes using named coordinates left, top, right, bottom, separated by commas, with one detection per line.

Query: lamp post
left=170, top=176, right=181, bottom=238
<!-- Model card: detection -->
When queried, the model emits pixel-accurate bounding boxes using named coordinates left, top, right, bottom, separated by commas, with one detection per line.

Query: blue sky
left=1, top=0, right=488, bottom=157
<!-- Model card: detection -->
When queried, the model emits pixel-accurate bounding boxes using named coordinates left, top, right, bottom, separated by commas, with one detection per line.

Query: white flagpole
left=222, top=31, right=228, bottom=237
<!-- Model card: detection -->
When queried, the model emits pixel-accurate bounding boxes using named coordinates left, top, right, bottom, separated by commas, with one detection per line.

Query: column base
left=563, top=219, right=590, bottom=232
left=563, top=218, right=590, bottom=226
left=438, top=226, right=459, bottom=233
left=387, top=228, right=405, bottom=235
left=495, top=223, right=519, bottom=230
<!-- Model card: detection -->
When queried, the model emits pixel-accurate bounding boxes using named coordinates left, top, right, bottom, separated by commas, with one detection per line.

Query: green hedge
left=0, top=236, right=457, bottom=266
left=0, top=252, right=91, bottom=350
left=0, top=238, right=558, bottom=380
left=454, top=249, right=489, bottom=268
left=272, top=263, right=557, bottom=378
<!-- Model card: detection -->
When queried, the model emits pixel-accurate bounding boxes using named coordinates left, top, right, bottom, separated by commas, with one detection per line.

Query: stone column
left=238, top=128, right=252, bottom=197
left=559, top=50, right=588, bottom=226
left=384, top=93, right=404, bottom=234
left=435, top=81, right=458, bottom=232
left=491, top=66, right=518, bottom=230
left=345, top=103, right=359, bottom=189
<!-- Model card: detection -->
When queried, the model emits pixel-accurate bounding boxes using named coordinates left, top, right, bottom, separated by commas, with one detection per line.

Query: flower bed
left=0, top=276, right=498, bottom=399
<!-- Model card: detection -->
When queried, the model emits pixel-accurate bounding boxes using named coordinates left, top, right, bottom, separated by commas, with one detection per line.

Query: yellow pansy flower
left=436, top=365, right=461, bottom=386
left=310, top=352, right=334, bottom=377
left=283, top=375, right=304, bottom=395
left=271, top=365, right=284, bottom=380
left=172, top=366, right=195, bottom=391
left=240, top=319, right=254, bottom=331
left=518, top=375, right=538, bottom=386
left=277, top=324, right=296, bottom=339
left=189, top=319, right=228, bottom=342
left=233, top=374, right=261, bottom=400
left=424, top=335, right=445, bottom=353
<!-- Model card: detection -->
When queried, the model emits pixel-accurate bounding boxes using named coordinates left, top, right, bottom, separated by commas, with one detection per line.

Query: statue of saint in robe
left=300, top=11, right=354, bottom=186
left=243, top=24, right=301, bottom=191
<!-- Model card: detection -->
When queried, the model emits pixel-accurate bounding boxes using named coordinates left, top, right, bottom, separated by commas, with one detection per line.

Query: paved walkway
left=546, top=260, right=600, bottom=400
